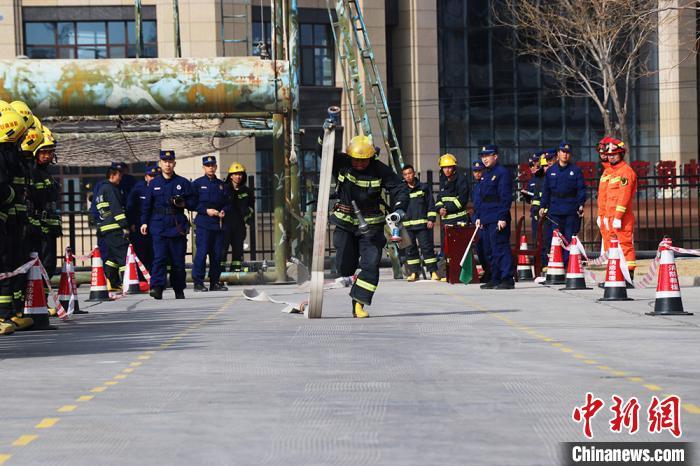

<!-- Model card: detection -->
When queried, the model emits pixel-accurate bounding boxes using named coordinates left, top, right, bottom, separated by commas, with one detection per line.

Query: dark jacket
left=403, top=179, right=436, bottom=230
left=96, top=180, right=128, bottom=235
left=141, top=173, right=195, bottom=237
left=330, top=152, right=409, bottom=233
left=540, top=162, right=586, bottom=216
left=193, top=175, right=228, bottom=231
left=436, top=170, right=469, bottom=225
left=473, top=163, right=513, bottom=224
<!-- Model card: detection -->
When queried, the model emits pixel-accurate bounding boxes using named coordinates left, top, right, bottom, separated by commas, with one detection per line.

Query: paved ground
left=0, top=272, right=698, bottom=465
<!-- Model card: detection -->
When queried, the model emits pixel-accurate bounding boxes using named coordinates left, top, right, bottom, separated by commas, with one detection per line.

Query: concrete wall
left=658, top=0, right=698, bottom=165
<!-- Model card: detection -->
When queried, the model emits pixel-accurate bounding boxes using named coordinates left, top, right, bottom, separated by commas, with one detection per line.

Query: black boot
left=175, top=290, right=185, bottom=299
left=150, top=287, right=163, bottom=300
left=193, top=283, right=208, bottom=292
left=480, top=281, right=496, bottom=289
left=495, top=279, right=515, bottom=290
left=210, top=282, right=228, bottom=291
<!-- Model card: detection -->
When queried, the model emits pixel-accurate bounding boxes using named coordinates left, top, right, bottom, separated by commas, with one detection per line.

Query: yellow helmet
left=346, top=135, right=375, bottom=159
left=34, top=126, right=56, bottom=155
left=21, top=126, right=44, bottom=153
left=0, top=108, right=28, bottom=144
left=10, top=101, right=33, bottom=133
left=439, top=153, right=457, bottom=167
left=0, top=100, right=11, bottom=113
left=31, top=115, right=43, bottom=131
left=227, top=162, right=246, bottom=174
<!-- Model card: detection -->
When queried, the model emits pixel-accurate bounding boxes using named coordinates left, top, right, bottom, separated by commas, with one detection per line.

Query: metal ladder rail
left=344, top=0, right=404, bottom=172
left=219, top=0, right=250, bottom=56
left=328, top=0, right=372, bottom=137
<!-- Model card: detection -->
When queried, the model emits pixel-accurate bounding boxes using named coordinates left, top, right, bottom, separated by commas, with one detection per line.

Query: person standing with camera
left=140, top=150, right=195, bottom=300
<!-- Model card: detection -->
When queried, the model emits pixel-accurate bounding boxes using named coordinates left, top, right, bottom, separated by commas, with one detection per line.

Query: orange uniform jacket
left=604, top=160, right=637, bottom=270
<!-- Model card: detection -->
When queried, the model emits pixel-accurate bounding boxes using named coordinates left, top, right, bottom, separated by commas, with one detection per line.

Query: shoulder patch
left=621, top=177, right=628, bottom=186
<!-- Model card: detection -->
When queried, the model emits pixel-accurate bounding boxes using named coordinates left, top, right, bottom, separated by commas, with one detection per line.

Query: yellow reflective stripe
left=0, top=296, right=12, bottom=303
left=338, top=173, right=381, bottom=188
left=427, top=211, right=436, bottom=217
left=403, top=219, right=428, bottom=226
left=333, top=211, right=384, bottom=225
left=0, top=212, right=7, bottom=221
left=600, top=175, right=610, bottom=182
left=355, top=279, right=377, bottom=292
left=424, top=257, right=438, bottom=264
left=96, top=202, right=109, bottom=209
left=4, top=187, right=15, bottom=204
left=118, top=266, right=126, bottom=272
left=406, top=259, right=421, bottom=265
left=114, top=213, right=126, bottom=221
left=238, top=193, right=248, bottom=198
left=12, top=176, right=25, bottom=184
left=409, top=190, right=425, bottom=198
left=7, top=207, right=15, bottom=215
left=532, top=200, right=541, bottom=206
left=99, top=223, right=120, bottom=232
left=441, top=196, right=462, bottom=209
left=105, top=260, right=119, bottom=268
left=15, top=204, right=27, bottom=211
left=627, top=261, right=636, bottom=266
left=609, top=176, right=621, bottom=184
left=44, top=219, right=60, bottom=225
left=615, top=206, right=626, bottom=213
left=443, top=211, right=468, bottom=220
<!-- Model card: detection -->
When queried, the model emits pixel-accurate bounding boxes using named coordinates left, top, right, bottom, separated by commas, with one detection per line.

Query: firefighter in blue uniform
left=401, top=164, right=439, bottom=282
left=473, top=144, right=514, bottom=289
left=127, top=162, right=158, bottom=275
left=192, top=155, right=228, bottom=292
left=331, top=135, right=409, bottom=318
left=539, top=141, right=586, bottom=264
left=91, top=162, right=124, bottom=258
left=471, top=160, right=491, bottom=283
left=140, top=150, right=195, bottom=300
left=521, top=151, right=546, bottom=243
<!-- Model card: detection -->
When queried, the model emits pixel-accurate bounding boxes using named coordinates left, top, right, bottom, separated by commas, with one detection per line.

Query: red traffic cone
left=544, top=229, right=566, bottom=285
left=58, top=250, right=72, bottom=311
left=647, top=238, right=692, bottom=316
left=87, top=247, right=110, bottom=302
left=23, top=254, right=55, bottom=330
left=560, top=236, right=591, bottom=290
left=598, top=237, right=632, bottom=301
left=123, top=245, right=143, bottom=294
left=516, top=234, right=534, bottom=281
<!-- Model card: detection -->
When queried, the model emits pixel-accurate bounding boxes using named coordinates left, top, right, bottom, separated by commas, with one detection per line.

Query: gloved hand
left=603, top=217, right=609, bottom=228
left=612, top=218, right=622, bottom=230
left=596, top=216, right=601, bottom=228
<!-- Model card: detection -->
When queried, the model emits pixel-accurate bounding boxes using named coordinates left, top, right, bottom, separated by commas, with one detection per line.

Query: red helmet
left=603, top=137, right=626, bottom=156
left=596, top=136, right=613, bottom=154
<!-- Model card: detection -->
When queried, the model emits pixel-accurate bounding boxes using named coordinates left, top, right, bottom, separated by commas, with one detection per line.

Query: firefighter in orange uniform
left=596, top=136, right=612, bottom=254
left=603, top=138, right=637, bottom=279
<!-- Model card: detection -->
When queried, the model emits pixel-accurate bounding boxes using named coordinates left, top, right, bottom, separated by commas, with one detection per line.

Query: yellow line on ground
left=35, top=418, right=59, bottom=429
left=57, top=405, right=77, bottom=413
left=627, top=377, right=643, bottom=383
left=136, top=355, right=150, bottom=360
left=0, top=454, right=11, bottom=464
left=122, top=368, right=134, bottom=373
left=90, top=387, right=107, bottom=393
left=11, top=435, right=38, bottom=447
left=130, top=362, right=143, bottom=367
left=643, top=384, right=662, bottom=391
left=77, top=395, right=94, bottom=402
left=113, top=374, right=127, bottom=380
left=104, top=381, right=118, bottom=386
left=683, top=403, right=700, bottom=414
left=573, top=354, right=586, bottom=359
left=597, top=365, right=612, bottom=371
left=583, top=360, right=598, bottom=365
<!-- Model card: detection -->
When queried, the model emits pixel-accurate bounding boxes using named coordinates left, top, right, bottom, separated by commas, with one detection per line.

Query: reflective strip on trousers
left=355, top=278, right=377, bottom=292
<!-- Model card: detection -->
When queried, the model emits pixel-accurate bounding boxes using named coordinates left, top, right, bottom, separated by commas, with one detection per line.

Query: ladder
left=327, top=0, right=404, bottom=172
left=220, top=0, right=250, bottom=56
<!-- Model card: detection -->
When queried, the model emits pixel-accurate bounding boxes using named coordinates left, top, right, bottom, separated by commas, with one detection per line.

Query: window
left=24, top=20, right=157, bottom=59
left=252, top=20, right=335, bottom=86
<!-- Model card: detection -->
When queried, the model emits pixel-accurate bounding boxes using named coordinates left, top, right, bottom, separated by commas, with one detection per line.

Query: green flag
left=459, top=248, right=473, bottom=284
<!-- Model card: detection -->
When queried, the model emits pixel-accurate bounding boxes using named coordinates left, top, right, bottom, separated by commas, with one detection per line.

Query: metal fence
left=56, top=167, right=700, bottom=269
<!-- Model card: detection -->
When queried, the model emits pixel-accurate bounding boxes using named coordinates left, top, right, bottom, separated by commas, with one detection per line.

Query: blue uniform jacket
left=126, top=180, right=147, bottom=228
left=473, top=163, right=513, bottom=224
left=192, top=175, right=228, bottom=231
left=120, top=174, right=137, bottom=202
left=540, top=163, right=586, bottom=216
left=525, top=174, right=545, bottom=218
left=472, top=179, right=482, bottom=220
left=141, top=174, right=195, bottom=237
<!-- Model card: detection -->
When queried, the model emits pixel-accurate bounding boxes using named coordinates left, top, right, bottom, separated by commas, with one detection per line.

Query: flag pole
left=459, top=226, right=480, bottom=267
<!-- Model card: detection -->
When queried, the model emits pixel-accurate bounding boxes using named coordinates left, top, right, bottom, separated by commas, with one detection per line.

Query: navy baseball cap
left=202, top=155, right=217, bottom=166
left=145, top=165, right=159, bottom=176
left=110, top=161, right=126, bottom=171
left=479, top=144, right=498, bottom=156
left=160, top=150, right=176, bottom=161
left=528, top=153, right=540, bottom=165
left=558, top=141, right=572, bottom=153
left=544, top=149, right=557, bottom=160
left=472, top=161, right=485, bottom=171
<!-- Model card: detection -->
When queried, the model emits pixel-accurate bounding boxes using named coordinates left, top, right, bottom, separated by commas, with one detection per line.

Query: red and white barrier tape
left=669, top=246, right=700, bottom=257
left=0, top=258, right=38, bottom=281
left=37, top=261, right=69, bottom=321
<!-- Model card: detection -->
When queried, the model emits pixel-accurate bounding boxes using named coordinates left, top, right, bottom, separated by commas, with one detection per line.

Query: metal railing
left=55, top=169, right=700, bottom=269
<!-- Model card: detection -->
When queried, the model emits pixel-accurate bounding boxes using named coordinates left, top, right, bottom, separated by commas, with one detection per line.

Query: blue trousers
left=476, top=232, right=491, bottom=280
left=482, top=221, right=513, bottom=283
left=151, top=235, right=187, bottom=291
left=541, top=218, right=552, bottom=267
left=547, top=213, right=581, bottom=264
left=192, top=228, right=224, bottom=285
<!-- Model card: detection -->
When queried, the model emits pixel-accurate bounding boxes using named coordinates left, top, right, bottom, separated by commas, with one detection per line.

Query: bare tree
left=494, top=0, right=665, bottom=145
